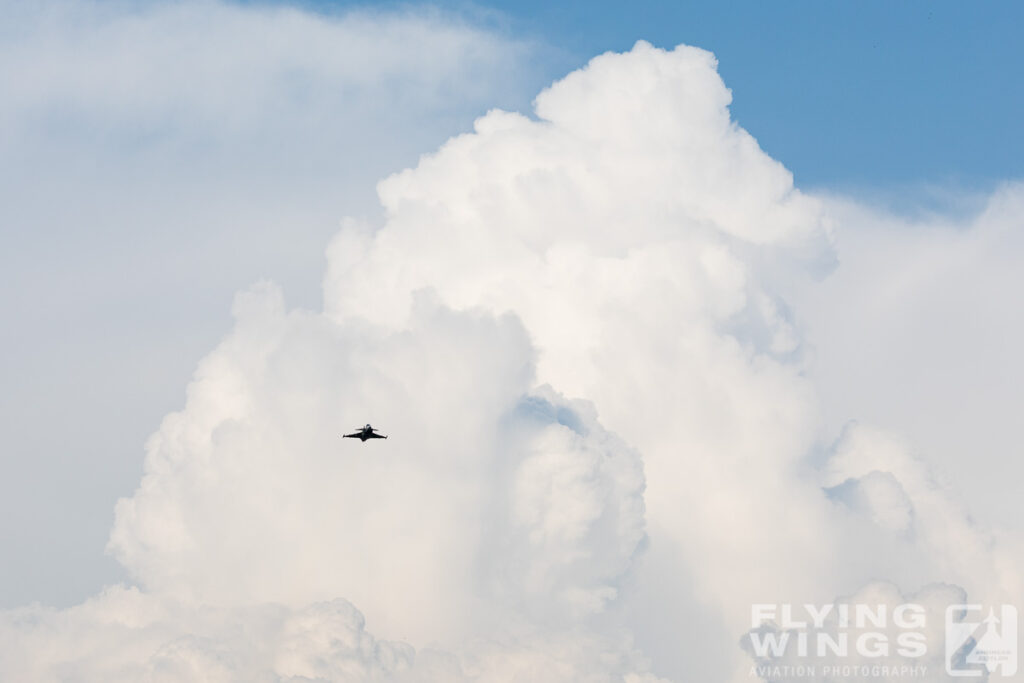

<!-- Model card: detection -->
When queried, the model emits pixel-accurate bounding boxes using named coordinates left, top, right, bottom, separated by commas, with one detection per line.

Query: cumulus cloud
left=0, top=588, right=663, bottom=681
left=1, top=586, right=658, bottom=682
left=3, top=28, right=1022, bottom=683
left=822, top=424, right=1021, bottom=610
left=796, top=183, right=1024, bottom=533
left=316, top=41, right=1023, bottom=679
left=107, top=283, right=647, bottom=649
left=0, top=0, right=542, bottom=608
left=323, top=40, right=841, bottom=655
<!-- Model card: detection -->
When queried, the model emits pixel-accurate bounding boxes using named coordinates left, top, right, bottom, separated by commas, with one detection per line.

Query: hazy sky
left=1, top=2, right=1022, bottom=681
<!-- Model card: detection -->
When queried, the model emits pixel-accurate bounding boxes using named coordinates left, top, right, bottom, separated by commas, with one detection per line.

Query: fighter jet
left=343, top=424, right=388, bottom=442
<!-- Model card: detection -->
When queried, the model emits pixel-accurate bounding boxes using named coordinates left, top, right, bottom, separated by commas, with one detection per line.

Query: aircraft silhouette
left=343, top=424, right=388, bottom=442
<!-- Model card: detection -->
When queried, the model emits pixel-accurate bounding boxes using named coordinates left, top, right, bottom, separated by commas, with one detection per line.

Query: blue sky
left=286, top=0, right=1024, bottom=194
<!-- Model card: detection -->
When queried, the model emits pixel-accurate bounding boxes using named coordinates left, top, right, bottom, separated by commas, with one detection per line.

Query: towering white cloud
left=798, top=183, right=1024, bottom=532
left=0, top=0, right=543, bottom=608
left=322, top=41, right=840, bottom=659
left=3, top=30, right=1022, bottom=683
left=107, top=282, right=647, bottom=647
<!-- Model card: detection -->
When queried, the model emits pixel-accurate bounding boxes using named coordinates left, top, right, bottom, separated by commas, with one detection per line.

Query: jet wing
left=343, top=432, right=363, bottom=438
left=366, top=432, right=387, bottom=439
